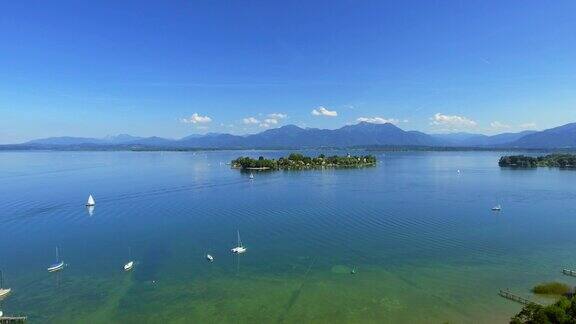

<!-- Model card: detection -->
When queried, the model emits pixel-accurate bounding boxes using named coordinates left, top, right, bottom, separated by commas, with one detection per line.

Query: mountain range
left=6, top=122, right=576, bottom=150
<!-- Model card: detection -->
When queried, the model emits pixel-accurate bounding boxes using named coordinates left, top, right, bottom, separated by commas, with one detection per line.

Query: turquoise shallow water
left=1, top=150, right=576, bottom=323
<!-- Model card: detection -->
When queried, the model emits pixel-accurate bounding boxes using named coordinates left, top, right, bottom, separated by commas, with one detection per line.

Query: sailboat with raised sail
left=231, top=230, right=247, bottom=254
left=86, top=194, right=95, bottom=207
left=47, top=247, right=65, bottom=272
left=124, top=247, right=134, bottom=271
left=0, top=270, right=11, bottom=299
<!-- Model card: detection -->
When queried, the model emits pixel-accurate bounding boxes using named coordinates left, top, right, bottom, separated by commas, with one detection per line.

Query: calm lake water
left=1, top=150, right=576, bottom=323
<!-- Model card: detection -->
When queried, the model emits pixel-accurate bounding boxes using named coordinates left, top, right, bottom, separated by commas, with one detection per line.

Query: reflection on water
left=0, top=150, right=576, bottom=322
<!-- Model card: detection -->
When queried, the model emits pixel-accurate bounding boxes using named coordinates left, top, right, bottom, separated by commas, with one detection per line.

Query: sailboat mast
left=56, top=247, right=59, bottom=262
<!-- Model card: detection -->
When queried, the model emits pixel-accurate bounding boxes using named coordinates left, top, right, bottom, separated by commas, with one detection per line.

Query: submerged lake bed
left=1, top=150, right=576, bottom=323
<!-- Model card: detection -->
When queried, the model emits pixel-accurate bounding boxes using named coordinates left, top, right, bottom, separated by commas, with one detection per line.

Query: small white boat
left=86, top=194, right=95, bottom=207
left=206, top=254, right=214, bottom=262
left=124, top=261, right=134, bottom=271
left=48, top=261, right=64, bottom=272
left=0, top=288, right=10, bottom=299
left=47, top=247, right=65, bottom=272
left=0, top=270, right=11, bottom=299
left=249, top=173, right=254, bottom=180
left=231, top=230, right=247, bottom=254
left=124, top=247, right=134, bottom=271
left=492, top=204, right=502, bottom=211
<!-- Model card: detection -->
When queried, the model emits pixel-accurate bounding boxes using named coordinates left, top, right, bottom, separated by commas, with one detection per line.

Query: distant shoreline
left=0, top=145, right=570, bottom=153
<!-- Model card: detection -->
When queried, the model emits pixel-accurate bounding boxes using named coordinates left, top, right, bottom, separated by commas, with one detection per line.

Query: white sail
left=86, top=194, right=95, bottom=206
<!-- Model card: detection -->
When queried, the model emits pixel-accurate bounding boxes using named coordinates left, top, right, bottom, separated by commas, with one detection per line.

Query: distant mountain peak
left=16, top=121, right=576, bottom=149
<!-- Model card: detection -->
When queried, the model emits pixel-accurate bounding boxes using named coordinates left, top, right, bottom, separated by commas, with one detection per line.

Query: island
left=499, top=154, right=576, bottom=168
left=231, top=153, right=377, bottom=171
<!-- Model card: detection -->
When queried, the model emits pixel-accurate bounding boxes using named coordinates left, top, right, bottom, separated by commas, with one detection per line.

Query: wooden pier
left=0, top=316, right=27, bottom=324
left=498, top=289, right=541, bottom=306
left=562, top=269, right=576, bottom=277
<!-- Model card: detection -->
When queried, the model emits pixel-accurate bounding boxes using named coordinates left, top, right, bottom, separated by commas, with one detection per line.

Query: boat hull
left=231, top=247, right=247, bottom=254
left=0, top=288, right=11, bottom=299
left=47, top=262, right=64, bottom=272
left=124, top=261, right=134, bottom=271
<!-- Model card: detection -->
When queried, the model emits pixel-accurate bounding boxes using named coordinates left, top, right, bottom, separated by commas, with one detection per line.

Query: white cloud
left=242, top=117, right=260, bottom=125
left=357, top=117, right=400, bottom=124
left=430, top=113, right=477, bottom=129
left=259, top=119, right=279, bottom=128
left=519, top=122, right=537, bottom=129
left=243, top=115, right=283, bottom=128
left=490, top=121, right=511, bottom=130
left=181, top=113, right=212, bottom=124
left=268, top=113, right=287, bottom=119
left=311, top=106, right=338, bottom=117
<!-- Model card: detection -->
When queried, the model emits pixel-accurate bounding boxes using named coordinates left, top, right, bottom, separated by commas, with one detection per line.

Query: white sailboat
left=47, top=247, right=65, bottom=272
left=231, top=230, right=247, bottom=254
left=492, top=204, right=502, bottom=211
left=0, top=270, right=11, bottom=299
left=124, top=247, right=134, bottom=271
left=86, top=194, right=95, bottom=207
left=249, top=173, right=254, bottom=180
left=124, top=261, right=134, bottom=271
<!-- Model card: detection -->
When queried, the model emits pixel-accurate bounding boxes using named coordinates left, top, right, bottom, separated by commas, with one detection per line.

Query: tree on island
left=231, top=153, right=376, bottom=170
left=499, top=154, right=576, bottom=168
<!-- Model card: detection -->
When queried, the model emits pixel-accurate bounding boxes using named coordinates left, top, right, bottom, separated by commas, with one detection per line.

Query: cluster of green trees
left=499, top=154, right=576, bottom=168
left=231, top=153, right=377, bottom=170
left=532, top=282, right=571, bottom=296
left=511, top=296, right=576, bottom=323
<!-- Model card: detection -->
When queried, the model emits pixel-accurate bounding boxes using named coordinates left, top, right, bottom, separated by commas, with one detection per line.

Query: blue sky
left=1, top=0, right=575, bottom=143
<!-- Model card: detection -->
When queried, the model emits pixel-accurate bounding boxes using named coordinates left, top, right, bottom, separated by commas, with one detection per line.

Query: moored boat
left=231, top=230, right=247, bottom=254
left=86, top=194, right=95, bottom=207
left=124, top=247, right=134, bottom=271
left=124, top=261, right=134, bottom=271
left=0, top=270, right=11, bottom=299
left=47, top=247, right=65, bottom=272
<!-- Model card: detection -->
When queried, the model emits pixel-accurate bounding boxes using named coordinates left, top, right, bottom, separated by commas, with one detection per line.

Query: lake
left=1, top=150, right=575, bottom=323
